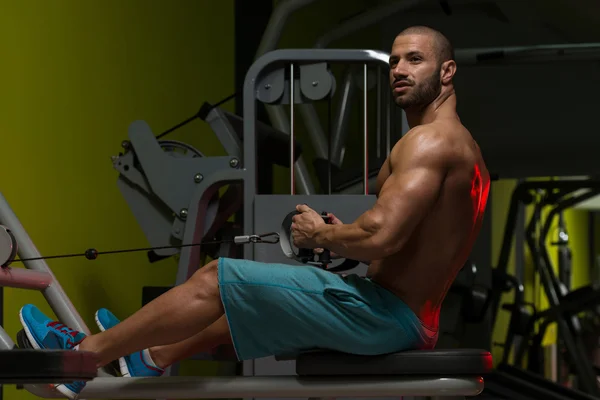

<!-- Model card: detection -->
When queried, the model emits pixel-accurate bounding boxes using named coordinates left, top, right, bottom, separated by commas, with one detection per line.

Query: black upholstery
left=0, top=349, right=97, bottom=384
left=295, top=348, right=493, bottom=376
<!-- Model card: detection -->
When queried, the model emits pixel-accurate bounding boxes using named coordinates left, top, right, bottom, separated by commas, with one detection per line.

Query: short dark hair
left=397, top=25, right=454, bottom=64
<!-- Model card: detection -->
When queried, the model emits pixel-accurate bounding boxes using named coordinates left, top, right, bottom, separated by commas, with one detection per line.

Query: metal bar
left=243, top=56, right=259, bottom=264
left=330, top=68, right=356, bottom=167
left=540, top=189, right=600, bottom=245
left=290, top=63, right=295, bottom=195
left=534, top=189, right=600, bottom=396
left=363, top=63, right=368, bottom=194
left=202, top=107, right=243, bottom=158
left=514, top=178, right=525, bottom=290
left=538, top=189, right=600, bottom=297
left=294, top=157, right=314, bottom=195
left=338, top=176, right=378, bottom=195
left=176, top=169, right=247, bottom=285
left=260, top=52, right=391, bottom=195
left=514, top=206, right=546, bottom=367
left=254, top=0, right=318, bottom=58
left=298, top=104, right=328, bottom=160
left=0, top=326, right=15, bottom=350
left=490, top=179, right=600, bottom=325
left=494, top=179, right=600, bottom=272
left=455, top=43, right=600, bottom=65
left=385, top=78, right=391, bottom=156
left=314, top=0, right=428, bottom=49
left=0, top=267, right=52, bottom=290
left=376, top=66, right=381, bottom=159
left=536, top=230, right=599, bottom=395
left=264, top=105, right=316, bottom=194
left=0, top=192, right=90, bottom=335
left=498, top=273, right=525, bottom=365
left=589, top=211, right=596, bottom=285
left=243, top=48, right=392, bottom=206
left=256, top=0, right=320, bottom=196
left=289, top=0, right=426, bottom=181
left=25, top=375, right=484, bottom=399
left=327, top=92, right=332, bottom=195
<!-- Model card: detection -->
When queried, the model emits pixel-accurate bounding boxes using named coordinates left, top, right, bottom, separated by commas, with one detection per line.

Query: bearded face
left=389, top=34, right=444, bottom=110
left=392, top=65, right=442, bottom=109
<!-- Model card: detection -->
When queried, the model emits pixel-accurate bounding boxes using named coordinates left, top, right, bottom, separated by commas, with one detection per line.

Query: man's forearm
left=313, top=221, right=385, bottom=262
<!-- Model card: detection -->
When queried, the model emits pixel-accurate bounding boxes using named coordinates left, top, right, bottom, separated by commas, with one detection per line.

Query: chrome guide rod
left=386, top=83, right=392, bottom=156
left=376, top=66, right=382, bottom=159
left=290, top=62, right=295, bottom=194
left=363, top=63, right=368, bottom=195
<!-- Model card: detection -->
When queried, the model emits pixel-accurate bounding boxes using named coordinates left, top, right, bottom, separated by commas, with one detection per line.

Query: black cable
left=155, top=92, right=238, bottom=140
left=12, top=238, right=232, bottom=264
left=211, top=92, right=238, bottom=109
left=34, top=91, right=238, bottom=265
left=155, top=114, right=198, bottom=140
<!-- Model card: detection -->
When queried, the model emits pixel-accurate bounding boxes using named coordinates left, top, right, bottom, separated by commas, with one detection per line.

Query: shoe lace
left=47, top=321, right=81, bottom=340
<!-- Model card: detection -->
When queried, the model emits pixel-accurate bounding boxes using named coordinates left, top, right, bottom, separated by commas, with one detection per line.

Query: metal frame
left=254, top=0, right=319, bottom=195
left=527, top=187, right=600, bottom=395
left=242, top=48, right=390, bottom=260
left=24, top=375, right=483, bottom=399
left=490, top=179, right=600, bottom=397
left=255, top=0, right=428, bottom=195
left=309, top=0, right=426, bottom=173
left=453, top=43, right=600, bottom=66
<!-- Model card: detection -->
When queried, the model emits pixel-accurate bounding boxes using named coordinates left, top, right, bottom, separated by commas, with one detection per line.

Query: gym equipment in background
left=481, top=269, right=598, bottom=400
left=489, top=179, right=600, bottom=397
left=446, top=255, right=599, bottom=399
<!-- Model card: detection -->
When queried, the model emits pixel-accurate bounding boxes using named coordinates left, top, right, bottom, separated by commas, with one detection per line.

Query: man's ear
left=440, top=60, right=456, bottom=85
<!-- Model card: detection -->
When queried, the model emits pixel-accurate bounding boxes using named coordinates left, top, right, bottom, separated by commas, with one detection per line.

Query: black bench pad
left=296, top=348, right=493, bottom=376
left=0, top=349, right=97, bottom=384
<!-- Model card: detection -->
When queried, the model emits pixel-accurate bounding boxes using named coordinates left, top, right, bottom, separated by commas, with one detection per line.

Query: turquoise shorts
left=217, top=257, right=435, bottom=361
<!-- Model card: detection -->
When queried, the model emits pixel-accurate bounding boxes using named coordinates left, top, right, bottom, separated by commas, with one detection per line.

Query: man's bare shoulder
left=390, top=123, right=459, bottom=170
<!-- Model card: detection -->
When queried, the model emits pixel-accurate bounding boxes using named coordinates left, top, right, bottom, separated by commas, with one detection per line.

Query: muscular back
left=367, top=118, right=490, bottom=331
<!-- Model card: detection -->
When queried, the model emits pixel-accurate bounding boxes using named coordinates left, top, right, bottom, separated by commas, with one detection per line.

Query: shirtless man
left=19, top=25, right=489, bottom=399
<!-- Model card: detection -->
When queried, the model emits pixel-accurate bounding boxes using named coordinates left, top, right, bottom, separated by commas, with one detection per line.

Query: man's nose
left=391, top=64, right=408, bottom=80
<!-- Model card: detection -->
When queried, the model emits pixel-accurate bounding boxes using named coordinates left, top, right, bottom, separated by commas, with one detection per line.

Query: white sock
left=141, top=348, right=160, bottom=369
left=72, top=344, right=80, bottom=351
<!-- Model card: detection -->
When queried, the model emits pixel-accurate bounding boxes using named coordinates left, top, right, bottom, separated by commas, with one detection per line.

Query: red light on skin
left=419, top=164, right=490, bottom=329
left=471, top=164, right=490, bottom=218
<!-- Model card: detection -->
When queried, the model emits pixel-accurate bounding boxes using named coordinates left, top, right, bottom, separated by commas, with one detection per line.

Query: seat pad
left=295, top=348, right=493, bottom=376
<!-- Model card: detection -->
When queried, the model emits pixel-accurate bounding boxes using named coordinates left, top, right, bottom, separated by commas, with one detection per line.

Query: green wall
left=1, top=1, right=234, bottom=399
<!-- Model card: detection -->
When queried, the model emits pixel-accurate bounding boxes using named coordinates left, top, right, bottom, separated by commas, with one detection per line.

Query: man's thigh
left=216, top=258, right=416, bottom=361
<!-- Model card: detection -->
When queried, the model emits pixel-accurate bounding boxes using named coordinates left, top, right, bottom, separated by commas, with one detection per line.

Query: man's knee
left=188, top=259, right=220, bottom=299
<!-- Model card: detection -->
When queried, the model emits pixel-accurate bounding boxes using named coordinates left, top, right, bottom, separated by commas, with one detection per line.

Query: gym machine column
left=241, top=47, right=490, bottom=399
left=254, top=0, right=320, bottom=195
left=301, top=0, right=428, bottom=194
left=489, top=179, right=600, bottom=397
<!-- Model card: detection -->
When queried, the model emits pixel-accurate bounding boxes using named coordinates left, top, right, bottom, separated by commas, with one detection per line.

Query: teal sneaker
left=19, top=304, right=88, bottom=399
left=95, top=308, right=164, bottom=377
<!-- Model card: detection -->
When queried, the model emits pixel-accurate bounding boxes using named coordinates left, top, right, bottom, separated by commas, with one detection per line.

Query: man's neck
left=405, top=88, right=457, bottom=129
